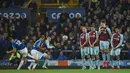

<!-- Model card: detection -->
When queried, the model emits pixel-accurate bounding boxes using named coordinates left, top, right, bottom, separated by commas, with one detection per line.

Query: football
left=62, top=35, right=68, bottom=40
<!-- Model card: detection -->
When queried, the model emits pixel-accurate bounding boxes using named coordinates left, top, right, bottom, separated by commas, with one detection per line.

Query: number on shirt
left=16, top=40, right=22, bottom=45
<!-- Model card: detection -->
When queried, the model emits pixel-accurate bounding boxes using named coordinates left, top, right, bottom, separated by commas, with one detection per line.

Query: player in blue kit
left=27, top=35, right=50, bottom=70
left=7, top=37, right=37, bottom=70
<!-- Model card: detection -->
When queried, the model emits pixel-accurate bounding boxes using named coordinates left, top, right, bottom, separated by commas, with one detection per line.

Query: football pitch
left=0, top=69, right=130, bottom=73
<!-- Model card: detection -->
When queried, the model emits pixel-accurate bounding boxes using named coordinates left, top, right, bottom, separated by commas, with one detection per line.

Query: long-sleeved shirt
left=45, top=40, right=54, bottom=49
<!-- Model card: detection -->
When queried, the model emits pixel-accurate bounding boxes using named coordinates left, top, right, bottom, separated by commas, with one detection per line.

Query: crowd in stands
left=0, top=0, right=130, bottom=60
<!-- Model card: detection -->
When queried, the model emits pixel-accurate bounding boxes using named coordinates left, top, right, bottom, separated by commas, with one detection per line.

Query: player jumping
left=98, top=20, right=112, bottom=67
left=88, top=26, right=100, bottom=70
left=110, top=27, right=123, bottom=70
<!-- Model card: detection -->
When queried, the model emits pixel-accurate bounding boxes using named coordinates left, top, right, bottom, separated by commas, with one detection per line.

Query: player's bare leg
left=17, top=56, right=26, bottom=70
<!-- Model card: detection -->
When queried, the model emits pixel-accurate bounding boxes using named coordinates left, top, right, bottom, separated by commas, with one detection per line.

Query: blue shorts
left=110, top=48, right=121, bottom=56
left=80, top=47, right=89, bottom=57
left=100, top=41, right=109, bottom=50
left=89, top=46, right=99, bottom=55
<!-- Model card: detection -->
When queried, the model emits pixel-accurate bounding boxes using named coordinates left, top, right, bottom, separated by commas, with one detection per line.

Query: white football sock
left=28, top=59, right=35, bottom=62
left=32, top=63, right=37, bottom=69
left=43, top=59, right=47, bottom=67
left=17, top=60, right=24, bottom=70
left=28, top=54, right=34, bottom=59
left=28, top=62, right=34, bottom=68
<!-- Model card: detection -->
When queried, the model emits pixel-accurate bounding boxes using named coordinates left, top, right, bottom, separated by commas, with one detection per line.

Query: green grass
left=0, top=69, right=130, bottom=73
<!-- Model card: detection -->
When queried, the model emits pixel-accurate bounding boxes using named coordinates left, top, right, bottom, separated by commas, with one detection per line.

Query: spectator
left=40, top=19, right=46, bottom=34
left=25, top=35, right=29, bottom=42
left=46, top=24, right=51, bottom=32
left=19, top=14, right=28, bottom=38
left=45, top=31, right=49, bottom=37
left=69, top=45, right=77, bottom=60
left=58, top=2, right=66, bottom=9
left=124, top=31, right=129, bottom=43
left=27, top=39, right=34, bottom=53
left=32, top=36, right=37, bottom=42
left=9, top=23, right=15, bottom=38
left=76, top=20, right=82, bottom=29
left=35, top=22, right=41, bottom=28
left=128, top=49, right=130, bottom=59
left=120, top=0, right=128, bottom=10
left=126, top=32, right=130, bottom=59
left=28, top=0, right=37, bottom=25
left=55, top=37, right=61, bottom=44
left=0, top=35, right=9, bottom=59
left=0, top=27, right=4, bottom=39
left=34, top=27, right=41, bottom=38
left=59, top=9, right=69, bottom=23
left=85, top=23, right=91, bottom=32
left=74, top=14, right=82, bottom=21
left=87, top=18, right=92, bottom=25
left=57, top=52, right=67, bottom=60
left=56, top=43, right=62, bottom=52
left=64, top=26, right=69, bottom=35
left=66, top=18, right=71, bottom=26
left=48, top=52, right=54, bottom=60
left=15, top=21, right=21, bottom=39
left=72, top=25, right=78, bottom=35
left=91, top=0, right=98, bottom=9
left=64, top=45, right=68, bottom=50
left=9, top=1, right=15, bottom=8
left=67, top=40, right=72, bottom=50
left=2, top=1, right=6, bottom=8
left=58, top=23, right=64, bottom=34
left=82, top=0, right=89, bottom=12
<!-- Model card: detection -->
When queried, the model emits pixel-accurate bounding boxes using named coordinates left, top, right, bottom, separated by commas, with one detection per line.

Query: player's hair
left=101, top=19, right=106, bottom=24
left=114, top=27, right=120, bottom=32
left=40, top=35, right=45, bottom=39
left=8, top=37, right=13, bottom=41
left=115, top=26, right=120, bottom=30
left=47, top=35, right=52, bottom=38
left=82, top=26, right=86, bottom=29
